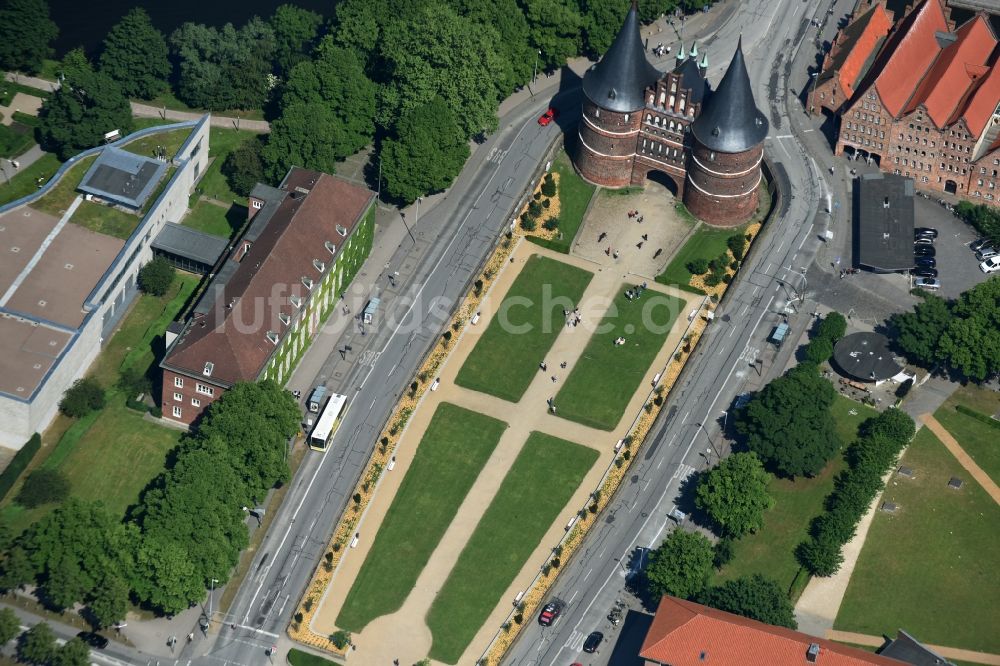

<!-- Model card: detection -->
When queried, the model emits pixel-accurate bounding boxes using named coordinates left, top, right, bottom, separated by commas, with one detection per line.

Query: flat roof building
left=854, top=172, right=915, bottom=272
left=78, top=146, right=169, bottom=210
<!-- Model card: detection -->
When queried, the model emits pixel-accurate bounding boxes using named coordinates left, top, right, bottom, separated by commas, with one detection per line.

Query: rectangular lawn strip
left=120, top=128, right=193, bottom=160
left=554, top=287, right=682, bottom=430
left=70, top=200, right=140, bottom=240
left=426, top=433, right=599, bottom=663
left=834, top=427, right=1000, bottom=653
left=0, top=153, right=62, bottom=207
left=336, top=403, right=507, bottom=632
left=934, top=402, right=1000, bottom=485
left=714, top=395, right=876, bottom=594
left=455, top=255, right=593, bottom=402
left=193, top=128, right=263, bottom=207
left=527, top=152, right=596, bottom=254
left=29, top=155, right=97, bottom=217
left=182, top=200, right=240, bottom=238
left=0, top=122, right=34, bottom=159
left=656, top=222, right=747, bottom=292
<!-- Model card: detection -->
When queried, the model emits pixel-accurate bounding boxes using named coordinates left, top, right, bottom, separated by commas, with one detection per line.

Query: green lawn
left=426, top=433, right=598, bottom=663
left=527, top=152, right=596, bottom=254
left=140, top=89, right=265, bottom=121
left=193, top=128, right=263, bottom=207
left=121, top=127, right=193, bottom=160
left=715, top=395, right=876, bottom=595
left=456, top=255, right=593, bottom=402
left=131, top=117, right=188, bottom=131
left=554, top=287, right=682, bottom=430
left=0, top=122, right=34, bottom=159
left=182, top=200, right=245, bottom=239
left=835, top=427, right=1000, bottom=653
left=934, top=404, right=1000, bottom=485
left=337, top=403, right=507, bottom=632
left=30, top=155, right=96, bottom=217
left=70, top=200, right=140, bottom=240
left=0, top=153, right=61, bottom=206
left=287, top=649, right=337, bottom=666
left=656, top=222, right=747, bottom=293
left=0, top=81, right=52, bottom=107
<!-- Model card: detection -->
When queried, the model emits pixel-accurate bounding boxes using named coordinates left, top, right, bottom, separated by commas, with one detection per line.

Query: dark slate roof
left=674, top=56, right=709, bottom=106
left=152, top=222, right=228, bottom=267
left=691, top=38, right=769, bottom=153
left=878, top=631, right=953, bottom=666
left=78, top=147, right=168, bottom=209
left=833, top=332, right=903, bottom=381
left=855, top=172, right=915, bottom=272
left=582, top=2, right=661, bottom=113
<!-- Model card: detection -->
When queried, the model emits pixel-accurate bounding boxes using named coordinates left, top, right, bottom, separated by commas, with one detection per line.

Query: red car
left=538, top=107, right=560, bottom=126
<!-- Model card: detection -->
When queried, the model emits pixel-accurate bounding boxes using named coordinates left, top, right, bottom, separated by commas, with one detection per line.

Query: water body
left=49, top=0, right=332, bottom=57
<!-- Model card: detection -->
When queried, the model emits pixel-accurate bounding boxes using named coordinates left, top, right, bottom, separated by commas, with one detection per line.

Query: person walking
left=653, top=248, right=663, bottom=259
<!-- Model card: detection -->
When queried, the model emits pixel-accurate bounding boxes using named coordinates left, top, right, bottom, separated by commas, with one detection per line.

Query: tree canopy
left=695, top=452, right=773, bottom=537
left=581, top=0, right=628, bottom=57
left=99, top=8, right=171, bottom=99
left=645, top=529, right=715, bottom=600
left=138, top=256, right=175, bottom=297
left=522, top=0, right=583, bottom=69
left=0, top=608, right=20, bottom=646
left=955, top=200, right=1000, bottom=248
left=698, top=575, right=797, bottom=629
left=58, top=377, right=106, bottom=418
left=222, top=135, right=266, bottom=197
left=270, top=4, right=324, bottom=76
left=734, top=363, right=840, bottom=478
left=0, top=0, right=58, bottom=74
left=18, top=623, right=56, bottom=666
left=451, top=0, right=535, bottom=90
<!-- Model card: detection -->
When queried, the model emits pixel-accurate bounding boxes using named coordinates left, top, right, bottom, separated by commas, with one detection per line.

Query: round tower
left=575, top=1, right=661, bottom=188
left=683, top=38, right=769, bottom=226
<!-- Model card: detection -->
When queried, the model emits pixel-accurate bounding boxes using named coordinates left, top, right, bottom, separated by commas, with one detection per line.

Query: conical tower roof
left=691, top=38, right=768, bottom=153
left=582, top=2, right=661, bottom=113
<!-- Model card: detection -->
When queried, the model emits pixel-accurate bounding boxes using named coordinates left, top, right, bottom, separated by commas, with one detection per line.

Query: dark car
left=538, top=107, right=560, bottom=126
left=538, top=601, right=562, bottom=626
left=914, top=256, right=936, bottom=268
left=914, top=227, right=938, bottom=239
left=913, top=244, right=936, bottom=257
left=912, top=266, right=938, bottom=278
left=970, top=238, right=992, bottom=252
left=583, top=631, right=604, bottom=653
left=77, top=632, right=109, bottom=649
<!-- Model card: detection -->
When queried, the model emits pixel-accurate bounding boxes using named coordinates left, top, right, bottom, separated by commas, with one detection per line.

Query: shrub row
left=796, top=409, right=915, bottom=576
left=954, top=404, right=1000, bottom=430
left=801, top=311, right=847, bottom=365
left=0, top=433, right=41, bottom=502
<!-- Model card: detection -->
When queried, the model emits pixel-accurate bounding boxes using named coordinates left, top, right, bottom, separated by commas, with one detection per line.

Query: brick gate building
left=574, top=2, right=768, bottom=226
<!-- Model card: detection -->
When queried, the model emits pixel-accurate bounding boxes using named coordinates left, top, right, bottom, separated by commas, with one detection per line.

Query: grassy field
left=0, top=81, right=52, bottom=107
left=182, top=200, right=245, bottom=238
left=141, top=89, right=265, bottom=121
left=656, top=222, right=748, bottom=293
left=337, top=403, right=507, bottom=632
left=527, top=152, right=596, bottom=254
left=70, top=200, right=140, bottom=240
left=0, top=274, right=199, bottom=533
left=426, top=432, right=599, bottom=663
left=715, top=396, right=876, bottom=595
left=934, top=391, right=1000, bottom=485
left=0, top=122, right=34, bottom=159
left=554, top=287, right=682, bottom=430
left=30, top=155, right=96, bottom=216
left=190, top=128, right=262, bottom=208
left=131, top=118, right=182, bottom=131
left=835, top=427, right=1000, bottom=653
left=287, top=649, right=337, bottom=666
left=121, top=127, right=192, bottom=160
left=0, top=153, right=62, bottom=206
left=455, top=255, right=593, bottom=403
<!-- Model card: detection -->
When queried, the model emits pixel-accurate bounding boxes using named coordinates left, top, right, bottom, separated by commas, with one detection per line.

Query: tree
left=138, top=257, right=175, bottom=296
left=380, top=97, right=470, bottom=203
left=37, top=54, right=134, bottom=161
left=796, top=532, right=844, bottom=577
left=17, top=623, right=56, bottom=666
left=16, top=468, right=71, bottom=508
left=522, top=0, right=583, bottom=69
left=330, top=630, right=351, bottom=649
left=270, top=4, right=323, bottom=76
left=0, top=0, right=58, bottom=74
left=889, top=293, right=952, bottom=368
left=734, top=363, right=840, bottom=478
left=860, top=409, right=915, bottom=445
left=638, top=0, right=680, bottom=23
left=451, top=0, right=534, bottom=90
left=378, top=5, right=509, bottom=138
left=53, top=638, right=91, bottom=666
left=99, top=8, right=171, bottom=99
left=329, top=0, right=382, bottom=62
left=0, top=546, right=36, bottom=591
left=129, top=534, right=204, bottom=615
left=0, top=608, right=21, bottom=646
left=222, top=135, right=266, bottom=196
left=580, top=0, right=625, bottom=58
left=645, top=529, right=714, bottom=600
left=816, top=311, right=847, bottom=343
left=803, top=337, right=834, bottom=365
left=59, top=377, right=106, bottom=418
left=698, top=575, right=796, bottom=629
left=87, top=574, right=129, bottom=628
left=695, top=452, right=773, bottom=537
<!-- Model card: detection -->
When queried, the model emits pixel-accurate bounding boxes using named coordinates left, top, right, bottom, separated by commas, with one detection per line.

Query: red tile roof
left=904, top=15, right=996, bottom=128
left=956, top=44, right=1000, bottom=138
left=163, top=169, right=374, bottom=385
left=873, top=0, right=949, bottom=117
left=639, top=596, right=905, bottom=666
left=836, top=4, right=894, bottom=98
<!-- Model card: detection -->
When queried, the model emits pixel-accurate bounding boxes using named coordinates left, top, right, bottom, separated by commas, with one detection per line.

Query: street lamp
left=808, top=71, right=819, bottom=114
left=208, top=578, right=219, bottom=624
left=531, top=50, right=542, bottom=94
left=415, top=196, right=422, bottom=227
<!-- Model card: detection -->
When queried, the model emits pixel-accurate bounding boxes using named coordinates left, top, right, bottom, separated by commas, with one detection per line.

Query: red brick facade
left=576, top=98, right=643, bottom=187
left=683, top=142, right=764, bottom=225
left=161, top=367, right=225, bottom=426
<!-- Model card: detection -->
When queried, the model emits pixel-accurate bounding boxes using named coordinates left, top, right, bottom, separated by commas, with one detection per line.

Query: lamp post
left=808, top=71, right=819, bottom=114
left=376, top=156, right=382, bottom=204
left=531, top=50, right=542, bottom=95
left=208, top=578, right=219, bottom=625
left=415, top=196, right=422, bottom=226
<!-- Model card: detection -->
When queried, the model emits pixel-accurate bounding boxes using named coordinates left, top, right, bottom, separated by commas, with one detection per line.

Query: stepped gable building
left=574, top=2, right=768, bottom=226
left=813, top=0, right=1000, bottom=206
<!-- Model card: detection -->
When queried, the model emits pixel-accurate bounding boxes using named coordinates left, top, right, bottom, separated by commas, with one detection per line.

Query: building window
left=174, top=376, right=183, bottom=388
left=172, top=405, right=182, bottom=418
left=196, top=383, right=214, bottom=396
left=594, top=108, right=600, bottom=118
left=252, top=200, right=263, bottom=209
left=173, top=392, right=182, bottom=401
left=192, top=398, right=201, bottom=407
left=624, top=113, right=629, bottom=122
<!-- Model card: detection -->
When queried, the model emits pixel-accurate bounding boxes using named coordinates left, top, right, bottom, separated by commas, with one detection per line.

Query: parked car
left=913, top=236, right=935, bottom=245
left=914, top=257, right=936, bottom=269
left=912, top=266, right=938, bottom=278
left=77, top=632, right=109, bottom=649
left=975, top=247, right=998, bottom=261
left=970, top=238, right=992, bottom=252
left=538, top=601, right=563, bottom=626
left=583, top=631, right=604, bottom=653
left=913, top=245, right=936, bottom=257
left=980, top=256, right=1000, bottom=273
left=915, top=277, right=941, bottom=290
left=914, top=227, right=938, bottom=239
left=538, top=107, right=560, bottom=126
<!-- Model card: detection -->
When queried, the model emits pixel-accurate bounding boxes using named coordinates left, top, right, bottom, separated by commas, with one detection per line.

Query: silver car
left=915, top=277, right=941, bottom=290
left=975, top=247, right=998, bottom=261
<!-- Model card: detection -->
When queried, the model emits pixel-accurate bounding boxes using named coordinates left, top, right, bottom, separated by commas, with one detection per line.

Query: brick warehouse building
left=160, top=168, right=375, bottom=426
left=810, top=0, right=1000, bottom=206
left=574, top=2, right=768, bottom=226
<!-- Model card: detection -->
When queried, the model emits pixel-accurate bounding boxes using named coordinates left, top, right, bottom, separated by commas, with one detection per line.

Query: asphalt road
left=502, top=0, right=839, bottom=664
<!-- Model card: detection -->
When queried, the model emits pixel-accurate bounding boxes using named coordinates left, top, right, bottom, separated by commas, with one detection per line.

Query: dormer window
left=325, top=241, right=336, bottom=254
left=336, top=225, right=347, bottom=237
left=266, top=330, right=279, bottom=345
left=279, top=312, right=290, bottom=326
left=290, top=295, right=302, bottom=309
left=313, top=259, right=325, bottom=272
left=302, top=277, right=314, bottom=290
left=203, top=362, right=214, bottom=377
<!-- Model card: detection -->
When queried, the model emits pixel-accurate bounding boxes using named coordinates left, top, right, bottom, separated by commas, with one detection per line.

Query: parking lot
left=909, top=195, right=989, bottom=299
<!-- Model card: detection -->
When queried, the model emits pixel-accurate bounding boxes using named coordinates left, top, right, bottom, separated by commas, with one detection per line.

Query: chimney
left=807, top=643, right=821, bottom=663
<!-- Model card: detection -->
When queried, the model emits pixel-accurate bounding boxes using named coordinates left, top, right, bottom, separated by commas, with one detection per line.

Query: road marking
left=568, top=589, right=579, bottom=604
left=583, top=568, right=592, bottom=582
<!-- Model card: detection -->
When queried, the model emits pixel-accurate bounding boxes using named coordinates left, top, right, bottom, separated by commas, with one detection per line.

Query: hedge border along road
left=336, top=403, right=507, bottom=631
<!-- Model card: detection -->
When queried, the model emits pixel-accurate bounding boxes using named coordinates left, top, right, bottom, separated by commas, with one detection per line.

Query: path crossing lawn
left=336, top=404, right=507, bottom=632
left=455, top=255, right=593, bottom=402
left=834, top=427, right=1000, bottom=653
left=933, top=403, right=1000, bottom=485
left=426, top=433, right=599, bottom=663
left=554, top=286, right=682, bottom=430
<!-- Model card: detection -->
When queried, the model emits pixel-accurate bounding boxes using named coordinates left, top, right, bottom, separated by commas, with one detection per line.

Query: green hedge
left=0, top=433, right=41, bottom=501
left=955, top=404, right=1000, bottom=430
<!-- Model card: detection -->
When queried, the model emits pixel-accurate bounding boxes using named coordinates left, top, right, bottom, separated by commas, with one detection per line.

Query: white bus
left=309, top=392, right=348, bottom=451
